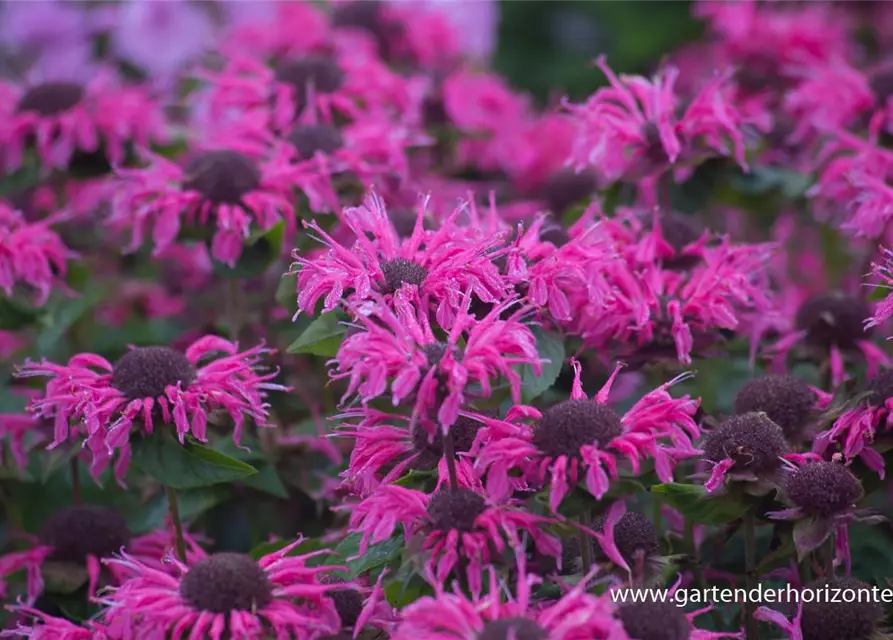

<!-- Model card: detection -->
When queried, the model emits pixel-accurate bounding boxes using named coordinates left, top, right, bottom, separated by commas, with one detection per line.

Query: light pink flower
left=16, top=336, right=286, bottom=484
left=475, top=359, right=701, bottom=513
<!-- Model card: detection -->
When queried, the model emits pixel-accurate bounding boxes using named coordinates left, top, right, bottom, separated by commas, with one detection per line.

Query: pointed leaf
left=650, top=482, right=751, bottom=525
left=522, top=328, right=565, bottom=402
left=131, top=434, right=258, bottom=490
left=287, top=312, right=348, bottom=356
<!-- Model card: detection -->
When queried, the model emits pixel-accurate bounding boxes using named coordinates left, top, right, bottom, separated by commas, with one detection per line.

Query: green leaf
left=650, top=483, right=751, bottom=525
left=521, top=328, right=565, bottom=403
left=131, top=434, right=258, bottom=490
left=127, top=486, right=231, bottom=535
left=276, top=273, right=298, bottom=311
left=287, top=311, right=348, bottom=356
left=331, top=532, right=403, bottom=577
left=240, top=464, right=289, bottom=498
left=0, top=297, right=41, bottom=330
left=36, top=285, right=105, bottom=353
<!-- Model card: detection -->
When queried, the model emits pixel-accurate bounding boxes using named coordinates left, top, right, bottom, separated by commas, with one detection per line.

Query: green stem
left=442, top=428, right=458, bottom=489
left=822, top=534, right=835, bottom=578
left=744, top=510, right=758, bottom=640
left=225, top=279, right=242, bottom=342
left=579, top=510, right=593, bottom=576
left=686, top=518, right=723, bottom=628
left=167, top=486, right=187, bottom=563
left=71, top=456, right=81, bottom=505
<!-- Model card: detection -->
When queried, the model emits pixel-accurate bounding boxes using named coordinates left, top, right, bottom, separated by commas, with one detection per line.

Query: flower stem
left=167, top=486, right=187, bottom=563
left=686, top=518, right=723, bottom=628
left=744, top=510, right=758, bottom=640
left=71, top=456, right=81, bottom=505
left=225, top=278, right=242, bottom=342
left=442, top=428, right=458, bottom=489
left=579, top=510, right=593, bottom=576
left=822, top=534, right=835, bottom=578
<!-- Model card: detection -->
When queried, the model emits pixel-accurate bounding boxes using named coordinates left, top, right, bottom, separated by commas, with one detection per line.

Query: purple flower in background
left=387, top=0, right=500, bottom=62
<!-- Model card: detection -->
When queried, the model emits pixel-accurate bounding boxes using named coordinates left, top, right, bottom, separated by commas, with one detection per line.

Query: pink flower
left=109, top=139, right=296, bottom=267
left=475, top=359, right=701, bottom=513
left=866, top=247, right=893, bottom=331
left=0, top=203, right=75, bottom=306
left=0, top=70, right=166, bottom=172
left=392, top=555, right=624, bottom=640
left=565, top=56, right=749, bottom=185
left=99, top=538, right=346, bottom=640
left=16, top=336, right=286, bottom=484
left=332, top=290, right=541, bottom=429
left=346, top=481, right=560, bottom=597
left=0, top=547, right=50, bottom=606
left=290, top=191, right=511, bottom=321
left=3, top=604, right=109, bottom=639
left=387, top=0, right=500, bottom=64
left=223, top=1, right=330, bottom=59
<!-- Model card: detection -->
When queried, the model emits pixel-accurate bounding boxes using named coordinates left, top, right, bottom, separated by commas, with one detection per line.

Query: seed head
left=795, top=293, right=872, bottom=350
left=380, top=258, right=427, bottom=293
left=533, top=399, right=623, bottom=459
left=288, top=124, right=343, bottom=161
left=426, top=488, right=486, bottom=533
left=17, top=82, right=84, bottom=116
left=592, top=510, right=659, bottom=567
left=734, top=375, right=817, bottom=440
left=654, top=214, right=705, bottom=270
left=327, top=587, right=364, bottom=628
left=179, top=552, right=273, bottom=614
left=39, top=505, right=131, bottom=564
left=800, top=577, right=883, bottom=640
left=540, top=169, right=596, bottom=217
left=412, top=416, right=481, bottom=469
left=476, top=618, right=548, bottom=640
left=786, top=462, right=862, bottom=518
left=112, top=346, right=196, bottom=401
left=864, top=369, right=893, bottom=408
left=183, top=150, right=261, bottom=205
left=617, top=600, right=691, bottom=640
left=275, top=56, right=344, bottom=111
left=702, top=412, right=788, bottom=476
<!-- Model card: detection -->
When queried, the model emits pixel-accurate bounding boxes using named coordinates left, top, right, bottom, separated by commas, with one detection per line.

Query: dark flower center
left=477, top=618, right=548, bottom=640
left=870, top=68, right=893, bottom=103
left=179, top=552, right=273, bottom=614
left=17, top=82, right=84, bottom=116
left=288, top=124, right=344, bottom=161
left=702, top=412, right=788, bottom=476
left=618, top=600, right=691, bottom=640
left=653, top=213, right=705, bottom=270
left=112, top=346, right=197, bottom=401
left=422, top=341, right=449, bottom=368
left=380, top=258, right=427, bottom=293
left=182, top=150, right=261, bottom=205
left=331, top=0, right=397, bottom=59
left=540, top=169, right=596, bottom=217
left=412, top=416, right=481, bottom=469
left=328, top=587, right=364, bottom=628
left=388, top=209, right=426, bottom=238
left=863, top=369, right=893, bottom=408
left=734, top=375, right=817, bottom=440
left=787, top=462, right=863, bottom=518
left=426, top=488, right=486, bottom=532
left=800, top=577, right=882, bottom=640
left=275, top=56, right=344, bottom=111
left=539, top=215, right=570, bottom=247
left=592, top=511, right=659, bottom=567
left=533, top=399, right=623, bottom=459
left=39, top=505, right=131, bottom=564
left=795, top=293, right=872, bottom=350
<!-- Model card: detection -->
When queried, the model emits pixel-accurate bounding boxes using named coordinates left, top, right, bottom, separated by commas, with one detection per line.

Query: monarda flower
left=703, top=412, right=790, bottom=494
left=391, top=557, right=625, bottom=640
left=589, top=502, right=664, bottom=586
left=337, top=408, right=484, bottom=497
left=3, top=604, right=109, bottom=639
left=109, top=141, right=295, bottom=267
left=347, top=482, right=560, bottom=597
left=475, top=360, right=700, bottom=513
left=0, top=71, right=165, bottom=172
left=99, top=539, right=345, bottom=640
left=331, top=292, right=540, bottom=430
left=769, top=291, right=889, bottom=387
left=319, top=573, right=396, bottom=639
left=290, top=192, right=510, bottom=322
left=565, top=55, right=749, bottom=186
left=0, top=203, right=75, bottom=306
left=768, top=459, right=881, bottom=571
left=813, top=368, right=893, bottom=477
left=16, top=336, right=285, bottom=483
left=734, top=374, right=831, bottom=445
left=756, top=577, right=885, bottom=640
left=866, top=246, right=893, bottom=332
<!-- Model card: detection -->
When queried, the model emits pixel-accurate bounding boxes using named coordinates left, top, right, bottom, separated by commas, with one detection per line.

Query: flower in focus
left=331, top=291, right=540, bottom=429
left=16, top=336, right=285, bottom=483
left=702, top=412, right=789, bottom=494
left=0, top=203, right=75, bottom=306
left=768, top=459, right=880, bottom=571
left=813, top=368, right=893, bottom=477
left=392, top=556, right=624, bottom=640
left=290, top=191, right=511, bottom=322
left=756, top=576, right=884, bottom=640
left=565, top=55, right=750, bottom=186
left=0, top=71, right=165, bottom=172
left=476, top=359, right=701, bottom=513
left=588, top=501, right=666, bottom=586
left=100, top=539, right=345, bottom=639
left=348, top=482, right=560, bottom=597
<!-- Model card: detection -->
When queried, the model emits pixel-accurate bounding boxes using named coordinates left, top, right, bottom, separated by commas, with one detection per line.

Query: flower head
left=0, top=71, right=165, bottom=172
left=734, top=375, right=828, bottom=443
left=16, top=336, right=285, bottom=484
left=3, top=604, right=109, bottom=639
left=100, top=539, right=345, bottom=639
left=702, top=412, right=789, bottom=493
left=347, top=481, right=560, bottom=597
left=0, top=203, right=75, bottom=305
left=476, top=359, right=700, bottom=513
left=591, top=503, right=663, bottom=584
